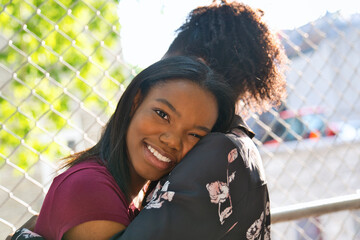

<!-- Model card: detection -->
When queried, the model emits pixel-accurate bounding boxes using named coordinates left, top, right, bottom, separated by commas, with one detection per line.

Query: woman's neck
left=129, top=177, right=147, bottom=200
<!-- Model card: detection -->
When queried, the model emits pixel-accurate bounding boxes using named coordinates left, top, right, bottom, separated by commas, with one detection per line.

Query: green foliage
left=0, top=0, right=126, bottom=170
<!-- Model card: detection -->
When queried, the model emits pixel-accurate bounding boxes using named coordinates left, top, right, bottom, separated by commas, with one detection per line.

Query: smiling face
left=126, top=79, right=218, bottom=190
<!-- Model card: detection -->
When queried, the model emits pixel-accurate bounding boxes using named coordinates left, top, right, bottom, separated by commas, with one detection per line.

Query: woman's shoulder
left=183, top=130, right=267, bottom=186
left=173, top=133, right=238, bottom=177
left=198, top=132, right=236, bottom=148
left=55, top=159, right=109, bottom=182
left=196, top=130, right=256, bottom=151
left=50, top=159, right=122, bottom=200
left=62, top=158, right=106, bottom=174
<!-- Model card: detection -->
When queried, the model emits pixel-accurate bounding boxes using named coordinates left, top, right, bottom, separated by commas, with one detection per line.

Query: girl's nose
left=159, top=132, right=182, bottom=152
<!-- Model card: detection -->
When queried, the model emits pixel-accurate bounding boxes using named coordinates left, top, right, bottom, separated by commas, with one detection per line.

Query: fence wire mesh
left=0, top=1, right=359, bottom=239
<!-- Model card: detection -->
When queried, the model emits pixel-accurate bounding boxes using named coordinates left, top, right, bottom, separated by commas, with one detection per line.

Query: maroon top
left=34, top=160, right=137, bottom=240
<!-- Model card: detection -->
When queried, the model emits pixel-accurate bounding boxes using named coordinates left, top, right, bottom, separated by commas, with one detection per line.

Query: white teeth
left=147, top=145, right=171, bottom=163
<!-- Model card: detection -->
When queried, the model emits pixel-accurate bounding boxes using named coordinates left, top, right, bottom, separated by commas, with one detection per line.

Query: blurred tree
left=0, top=0, right=128, bottom=170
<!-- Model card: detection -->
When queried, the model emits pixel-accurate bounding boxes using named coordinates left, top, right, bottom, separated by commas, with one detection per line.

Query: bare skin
left=63, top=220, right=126, bottom=240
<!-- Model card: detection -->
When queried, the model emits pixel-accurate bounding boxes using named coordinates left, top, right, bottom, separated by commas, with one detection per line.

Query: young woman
left=9, top=1, right=287, bottom=239
left=20, top=56, right=235, bottom=240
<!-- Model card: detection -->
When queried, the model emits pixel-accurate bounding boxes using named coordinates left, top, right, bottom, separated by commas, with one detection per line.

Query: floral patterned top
left=113, top=115, right=271, bottom=240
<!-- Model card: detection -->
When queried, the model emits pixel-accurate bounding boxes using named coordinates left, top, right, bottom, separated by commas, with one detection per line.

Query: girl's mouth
left=147, top=144, right=172, bottom=163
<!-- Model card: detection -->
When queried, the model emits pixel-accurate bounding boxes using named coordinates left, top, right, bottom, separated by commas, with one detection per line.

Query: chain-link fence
left=0, top=1, right=359, bottom=239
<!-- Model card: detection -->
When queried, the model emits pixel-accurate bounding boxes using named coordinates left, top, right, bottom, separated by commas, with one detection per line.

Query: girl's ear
left=130, top=91, right=142, bottom=117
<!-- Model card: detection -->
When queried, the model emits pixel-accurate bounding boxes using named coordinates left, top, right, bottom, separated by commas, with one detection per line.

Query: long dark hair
left=165, top=1, right=287, bottom=114
left=63, top=56, right=235, bottom=200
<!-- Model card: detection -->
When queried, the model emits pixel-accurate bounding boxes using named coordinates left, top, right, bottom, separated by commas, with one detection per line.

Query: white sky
left=118, top=0, right=359, bottom=68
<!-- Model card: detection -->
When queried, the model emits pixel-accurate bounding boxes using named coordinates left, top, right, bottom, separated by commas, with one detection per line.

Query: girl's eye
left=155, top=109, right=169, bottom=121
left=189, top=133, right=203, bottom=139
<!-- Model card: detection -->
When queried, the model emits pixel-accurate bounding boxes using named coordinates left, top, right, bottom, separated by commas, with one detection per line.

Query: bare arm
left=63, top=220, right=126, bottom=240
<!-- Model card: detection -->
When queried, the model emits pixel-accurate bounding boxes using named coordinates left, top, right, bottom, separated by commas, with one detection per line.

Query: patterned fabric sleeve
left=11, top=228, right=45, bottom=240
left=114, top=132, right=270, bottom=240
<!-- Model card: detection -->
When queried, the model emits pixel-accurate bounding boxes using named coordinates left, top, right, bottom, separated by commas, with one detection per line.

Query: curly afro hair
left=165, top=0, right=288, bottom=114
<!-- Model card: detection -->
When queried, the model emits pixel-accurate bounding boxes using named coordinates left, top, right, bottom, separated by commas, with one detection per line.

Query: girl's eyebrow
left=156, top=98, right=211, bottom=133
left=155, top=98, right=180, bottom=117
left=195, top=125, right=211, bottom=133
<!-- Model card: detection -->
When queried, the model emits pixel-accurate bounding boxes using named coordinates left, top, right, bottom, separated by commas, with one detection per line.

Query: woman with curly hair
left=113, top=1, right=287, bottom=239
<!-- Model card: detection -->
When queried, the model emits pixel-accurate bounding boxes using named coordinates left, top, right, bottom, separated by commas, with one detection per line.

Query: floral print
left=264, top=201, right=271, bottom=240
left=219, top=206, right=233, bottom=225
left=12, top=228, right=44, bottom=240
left=145, top=180, right=175, bottom=209
left=206, top=148, right=239, bottom=225
left=231, top=131, right=266, bottom=182
left=228, top=171, right=236, bottom=183
left=228, top=148, right=238, bottom=163
left=246, top=201, right=271, bottom=240
left=246, top=211, right=264, bottom=239
left=206, top=181, right=229, bottom=204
